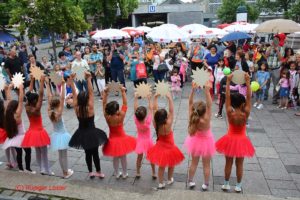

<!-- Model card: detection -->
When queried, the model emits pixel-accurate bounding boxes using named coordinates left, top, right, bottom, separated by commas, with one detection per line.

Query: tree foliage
left=286, top=0, right=300, bottom=22
left=79, top=0, right=139, bottom=29
left=256, top=0, right=294, bottom=12
left=217, top=0, right=259, bottom=23
left=0, top=0, right=13, bottom=29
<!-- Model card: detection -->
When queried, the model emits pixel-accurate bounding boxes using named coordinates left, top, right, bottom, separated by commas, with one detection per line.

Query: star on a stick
left=107, top=81, right=122, bottom=93
left=155, top=80, right=170, bottom=97
left=72, top=65, right=87, bottom=82
left=191, top=68, right=210, bottom=87
left=49, top=71, right=63, bottom=86
left=30, top=66, right=44, bottom=81
left=12, top=72, right=24, bottom=89
left=135, top=82, right=152, bottom=98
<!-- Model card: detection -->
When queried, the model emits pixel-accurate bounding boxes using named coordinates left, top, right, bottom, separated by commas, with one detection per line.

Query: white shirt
left=71, top=59, right=89, bottom=70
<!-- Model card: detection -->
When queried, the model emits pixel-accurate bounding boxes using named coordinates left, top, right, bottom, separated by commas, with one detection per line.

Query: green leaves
left=217, top=0, right=259, bottom=23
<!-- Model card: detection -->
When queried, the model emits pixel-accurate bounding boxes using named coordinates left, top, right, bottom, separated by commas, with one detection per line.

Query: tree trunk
left=50, top=32, right=57, bottom=63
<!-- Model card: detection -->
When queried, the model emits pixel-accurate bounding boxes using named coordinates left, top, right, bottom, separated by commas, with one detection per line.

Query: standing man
left=107, top=43, right=126, bottom=91
left=72, top=51, right=89, bottom=92
left=89, top=45, right=103, bottom=95
left=266, top=36, right=284, bottom=104
left=30, top=43, right=38, bottom=59
left=4, top=49, right=23, bottom=80
left=18, top=45, right=29, bottom=80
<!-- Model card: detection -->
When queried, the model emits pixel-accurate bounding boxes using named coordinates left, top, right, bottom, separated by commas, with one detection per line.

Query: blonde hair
left=188, top=101, right=206, bottom=136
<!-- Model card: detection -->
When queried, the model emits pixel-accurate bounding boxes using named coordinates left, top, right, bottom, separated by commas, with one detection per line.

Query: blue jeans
left=111, top=69, right=126, bottom=87
left=153, top=70, right=166, bottom=83
left=256, top=88, right=266, bottom=101
left=76, top=80, right=87, bottom=92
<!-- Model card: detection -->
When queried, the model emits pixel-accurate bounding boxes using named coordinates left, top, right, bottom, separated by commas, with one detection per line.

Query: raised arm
left=120, top=86, right=127, bottom=107
left=225, top=74, right=233, bottom=114
left=58, top=80, right=66, bottom=114
left=134, top=92, right=139, bottom=112
left=15, top=84, right=24, bottom=118
left=86, top=72, right=94, bottom=109
left=244, top=73, right=251, bottom=117
left=204, top=81, right=212, bottom=117
left=45, top=77, right=52, bottom=108
left=69, top=74, right=78, bottom=107
left=29, top=75, right=34, bottom=92
left=166, top=92, right=174, bottom=123
left=153, top=93, right=159, bottom=114
left=4, top=84, right=13, bottom=102
left=189, top=83, right=197, bottom=117
left=35, top=75, right=45, bottom=110
left=147, top=94, right=153, bottom=115
left=102, top=88, right=108, bottom=116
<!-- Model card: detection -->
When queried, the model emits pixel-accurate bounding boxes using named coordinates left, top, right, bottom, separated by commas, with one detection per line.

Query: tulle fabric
left=134, top=114, right=154, bottom=154
left=22, top=116, right=50, bottom=147
left=147, top=132, right=184, bottom=167
left=0, top=128, right=7, bottom=144
left=216, top=124, right=255, bottom=158
left=103, top=124, right=136, bottom=157
left=135, top=139, right=154, bottom=154
left=183, top=129, right=215, bottom=157
left=50, top=132, right=71, bottom=151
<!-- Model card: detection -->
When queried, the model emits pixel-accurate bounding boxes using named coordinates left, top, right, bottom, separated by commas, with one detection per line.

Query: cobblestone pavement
left=0, top=79, right=299, bottom=199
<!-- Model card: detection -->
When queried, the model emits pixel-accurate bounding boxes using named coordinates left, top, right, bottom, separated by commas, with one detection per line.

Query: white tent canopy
left=223, top=24, right=259, bottom=33
left=147, top=26, right=189, bottom=43
left=181, top=24, right=208, bottom=34
left=136, top=26, right=152, bottom=33
left=190, top=28, right=227, bottom=39
left=92, top=29, right=130, bottom=40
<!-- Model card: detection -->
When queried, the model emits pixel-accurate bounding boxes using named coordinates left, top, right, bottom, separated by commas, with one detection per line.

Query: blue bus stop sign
left=148, top=5, right=156, bottom=13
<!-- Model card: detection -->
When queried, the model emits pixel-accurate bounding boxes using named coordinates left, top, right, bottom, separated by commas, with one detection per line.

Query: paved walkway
left=0, top=80, right=300, bottom=199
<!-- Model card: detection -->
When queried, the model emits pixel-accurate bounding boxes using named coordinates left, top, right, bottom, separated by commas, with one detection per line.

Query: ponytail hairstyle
left=188, top=101, right=206, bottom=135
left=49, top=96, right=60, bottom=122
left=4, top=100, right=18, bottom=138
left=0, top=99, right=4, bottom=129
left=77, top=91, right=89, bottom=118
left=154, top=109, right=168, bottom=138
left=25, top=91, right=39, bottom=107
left=105, top=101, right=119, bottom=116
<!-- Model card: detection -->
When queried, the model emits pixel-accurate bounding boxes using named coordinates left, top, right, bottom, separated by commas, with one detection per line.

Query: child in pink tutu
left=133, top=93, right=156, bottom=179
left=215, top=73, right=254, bottom=193
left=184, top=82, right=215, bottom=191
left=170, top=69, right=181, bottom=99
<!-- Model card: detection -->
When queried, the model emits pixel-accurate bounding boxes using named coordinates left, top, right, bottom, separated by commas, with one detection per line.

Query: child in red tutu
left=133, top=93, right=156, bottom=179
left=22, top=75, right=52, bottom=175
left=184, top=81, right=215, bottom=191
left=102, top=86, right=136, bottom=179
left=147, top=93, right=184, bottom=189
left=215, top=73, right=255, bottom=193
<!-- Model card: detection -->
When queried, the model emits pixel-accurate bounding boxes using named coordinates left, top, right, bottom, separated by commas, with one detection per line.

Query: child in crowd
left=68, top=72, right=107, bottom=178
left=214, top=58, right=225, bottom=103
left=133, top=93, right=156, bottom=179
left=53, top=63, right=63, bottom=94
left=278, top=69, right=290, bottom=109
left=245, top=52, right=254, bottom=80
left=3, top=84, right=35, bottom=173
left=170, top=69, right=181, bottom=99
left=95, top=61, right=106, bottom=100
left=147, top=93, right=184, bottom=189
left=215, top=75, right=227, bottom=119
left=289, top=61, right=298, bottom=109
left=102, top=86, right=136, bottom=179
left=179, top=57, right=188, bottom=88
left=45, top=77, right=73, bottom=179
left=22, top=76, right=52, bottom=175
left=216, top=73, right=255, bottom=193
left=254, top=62, right=270, bottom=110
left=184, top=82, right=215, bottom=190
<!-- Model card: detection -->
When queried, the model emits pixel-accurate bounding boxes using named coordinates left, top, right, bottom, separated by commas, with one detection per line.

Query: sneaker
left=201, top=184, right=208, bottom=191
left=188, top=181, right=196, bottom=189
left=167, top=177, right=174, bottom=185
left=25, top=169, right=36, bottom=174
left=277, top=105, right=282, bottom=109
left=64, top=169, right=74, bottom=179
left=257, top=104, right=263, bottom=110
left=253, top=102, right=258, bottom=107
left=235, top=185, right=242, bottom=193
left=122, top=173, right=128, bottom=179
left=115, top=172, right=122, bottom=179
left=281, top=107, right=287, bottom=110
left=157, top=183, right=165, bottom=189
left=95, top=172, right=105, bottom=179
left=214, top=113, right=223, bottom=119
left=221, top=184, right=230, bottom=191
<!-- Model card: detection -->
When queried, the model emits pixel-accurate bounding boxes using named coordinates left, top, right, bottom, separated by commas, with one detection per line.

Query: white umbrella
left=76, top=37, right=90, bottom=44
left=147, top=26, right=189, bottom=43
left=92, top=29, right=130, bottom=40
left=254, top=19, right=300, bottom=33
left=190, top=28, right=227, bottom=39
left=181, top=24, right=208, bottom=34
left=136, top=26, right=152, bottom=33
left=223, top=24, right=259, bottom=33
left=159, top=24, right=178, bottom=29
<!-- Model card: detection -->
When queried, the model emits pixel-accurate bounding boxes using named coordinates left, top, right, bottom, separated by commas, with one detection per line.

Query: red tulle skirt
left=103, top=135, right=136, bottom=157
left=0, top=128, right=7, bottom=144
left=216, top=134, right=255, bottom=158
left=22, top=129, right=50, bottom=147
left=147, top=142, right=185, bottom=167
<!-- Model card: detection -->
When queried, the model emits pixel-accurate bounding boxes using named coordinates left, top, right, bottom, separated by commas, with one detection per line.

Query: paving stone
left=249, top=135, right=273, bottom=147
left=255, top=147, right=279, bottom=159
left=286, top=165, right=300, bottom=174
left=270, top=188, right=300, bottom=198
left=244, top=163, right=261, bottom=172
left=266, top=180, right=297, bottom=190
left=0, top=190, right=14, bottom=196
left=243, top=171, right=270, bottom=195
left=279, top=153, right=300, bottom=166
left=258, top=158, right=292, bottom=180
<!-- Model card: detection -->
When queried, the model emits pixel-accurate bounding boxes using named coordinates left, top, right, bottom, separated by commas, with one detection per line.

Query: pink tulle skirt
left=135, top=137, right=154, bottom=154
left=184, top=132, right=215, bottom=157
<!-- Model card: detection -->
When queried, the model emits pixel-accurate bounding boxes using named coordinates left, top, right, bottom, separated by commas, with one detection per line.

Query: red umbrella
left=217, top=23, right=231, bottom=29
left=121, top=28, right=144, bottom=36
left=89, top=31, right=97, bottom=36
